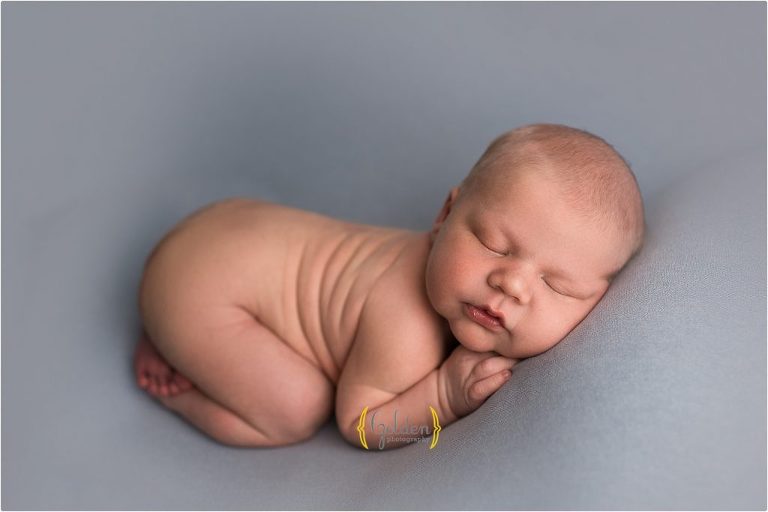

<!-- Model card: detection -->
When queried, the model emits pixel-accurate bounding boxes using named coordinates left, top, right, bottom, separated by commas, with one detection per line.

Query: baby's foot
left=133, top=331, right=195, bottom=397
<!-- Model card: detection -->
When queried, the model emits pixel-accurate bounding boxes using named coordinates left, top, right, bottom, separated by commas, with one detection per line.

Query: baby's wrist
left=435, top=366, right=459, bottom=425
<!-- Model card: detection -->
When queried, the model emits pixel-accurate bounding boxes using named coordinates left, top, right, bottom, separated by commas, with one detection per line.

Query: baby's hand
left=438, top=345, right=519, bottom=421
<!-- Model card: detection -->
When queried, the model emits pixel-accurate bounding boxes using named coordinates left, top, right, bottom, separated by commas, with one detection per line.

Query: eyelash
left=477, top=235, right=570, bottom=297
left=479, top=238, right=507, bottom=256
left=543, top=278, right=568, bottom=296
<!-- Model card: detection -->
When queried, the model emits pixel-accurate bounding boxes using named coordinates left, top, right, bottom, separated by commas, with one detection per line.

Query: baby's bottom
left=135, top=301, right=334, bottom=447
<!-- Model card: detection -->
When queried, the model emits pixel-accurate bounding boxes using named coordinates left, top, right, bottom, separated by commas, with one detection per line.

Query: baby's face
left=425, top=171, right=629, bottom=359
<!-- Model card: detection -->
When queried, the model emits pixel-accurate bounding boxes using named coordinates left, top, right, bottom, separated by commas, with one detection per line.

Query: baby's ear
left=430, top=187, right=461, bottom=239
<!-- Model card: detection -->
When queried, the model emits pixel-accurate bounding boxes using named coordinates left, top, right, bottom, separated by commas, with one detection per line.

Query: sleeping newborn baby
left=133, top=123, right=645, bottom=450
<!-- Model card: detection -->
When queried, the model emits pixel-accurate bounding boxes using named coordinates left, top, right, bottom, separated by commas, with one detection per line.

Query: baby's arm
left=334, top=308, right=450, bottom=451
left=336, top=327, right=518, bottom=450
left=335, top=277, right=518, bottom=450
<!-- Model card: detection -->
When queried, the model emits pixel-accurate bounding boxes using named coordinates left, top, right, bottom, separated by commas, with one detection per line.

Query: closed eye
left=476, top=234, right=507, bottom=256
left=542, top=277, right=571, bottom=297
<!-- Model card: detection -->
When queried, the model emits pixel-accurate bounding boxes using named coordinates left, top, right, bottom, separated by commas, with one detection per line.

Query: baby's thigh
left=140, top=259, right=333, bottom=442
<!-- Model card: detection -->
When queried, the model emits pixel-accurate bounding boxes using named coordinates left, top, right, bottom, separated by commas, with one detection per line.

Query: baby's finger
left=472, top=355, right=517, bottom=380
left=467, top=370, right=512, bottom=404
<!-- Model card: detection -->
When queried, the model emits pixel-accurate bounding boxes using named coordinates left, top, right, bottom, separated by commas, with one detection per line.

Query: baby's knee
left=263, top=380, right=334, bottom=444
left=207, top=381, right=333, bottom=448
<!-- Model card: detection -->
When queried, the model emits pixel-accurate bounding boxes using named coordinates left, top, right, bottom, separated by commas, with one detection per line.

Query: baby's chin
left=450, top=325, right=541, bottom=360
left=449, top=322, right=509, bottom=355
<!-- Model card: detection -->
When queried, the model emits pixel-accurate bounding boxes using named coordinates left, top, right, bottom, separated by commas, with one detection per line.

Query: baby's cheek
left=425, top=252, right=454, bottom=300
left=426, top=239, right=476, bottom=314
left=518, top=308, right=574, bottom=353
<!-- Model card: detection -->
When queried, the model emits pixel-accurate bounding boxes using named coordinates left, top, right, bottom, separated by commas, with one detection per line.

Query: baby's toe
left=134, top=359, right=152, bottom=387
left=150, top=375, right=164, bottom=396
left=146, top=378, right=157, bottom=395
left=157, top=376, right=170, bottom=396
left=137, top=372, right=150, bottom=389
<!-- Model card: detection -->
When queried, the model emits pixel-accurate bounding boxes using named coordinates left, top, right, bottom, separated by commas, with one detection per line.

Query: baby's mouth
left=478, top=304, right=506, bottom=324
left=465, top=303, right=506, bottom=331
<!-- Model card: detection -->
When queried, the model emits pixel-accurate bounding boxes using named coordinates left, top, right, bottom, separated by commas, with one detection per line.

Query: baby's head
left=425, top=123, right=645, bottom=359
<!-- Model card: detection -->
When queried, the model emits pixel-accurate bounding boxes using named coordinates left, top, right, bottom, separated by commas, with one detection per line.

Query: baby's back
left=141, top=197, right=420, bottom=384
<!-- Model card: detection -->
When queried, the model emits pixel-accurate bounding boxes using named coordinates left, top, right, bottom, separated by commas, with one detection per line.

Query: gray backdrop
left=3, top=2, right=766, bottom=510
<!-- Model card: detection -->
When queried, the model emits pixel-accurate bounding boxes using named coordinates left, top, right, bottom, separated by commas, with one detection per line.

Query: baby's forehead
left=466, top=169, right=594, bottom=213
left=464, top=183, right=626, bottom=245
left=461, top=171, right=548, bottom=206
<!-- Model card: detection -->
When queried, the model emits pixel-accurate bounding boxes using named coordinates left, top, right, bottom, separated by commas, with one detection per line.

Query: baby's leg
left=158, top=388, right=275, bottom=447
left=135, top=330, right=279, bottom=446
left=133, top=338, right=268, bottom=446
left=138, top=304, right=335, bottom=448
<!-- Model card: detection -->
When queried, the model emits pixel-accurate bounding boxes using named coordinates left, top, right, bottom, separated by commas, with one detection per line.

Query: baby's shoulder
left=356, top=233, right=450, bottom=371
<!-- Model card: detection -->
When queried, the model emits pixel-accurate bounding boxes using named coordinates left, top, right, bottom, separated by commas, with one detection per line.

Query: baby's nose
left=489, top=267, right=533, bottom=304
